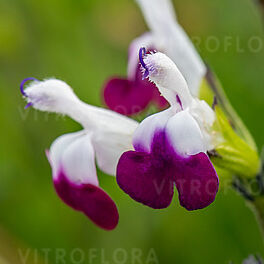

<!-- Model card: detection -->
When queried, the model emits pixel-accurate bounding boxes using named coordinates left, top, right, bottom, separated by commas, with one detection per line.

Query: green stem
left=249, top=196, right=264, bottom=240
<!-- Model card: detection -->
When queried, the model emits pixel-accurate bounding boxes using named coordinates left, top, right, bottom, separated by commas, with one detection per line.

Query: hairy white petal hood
left=143, top=52, right=193, bottom=108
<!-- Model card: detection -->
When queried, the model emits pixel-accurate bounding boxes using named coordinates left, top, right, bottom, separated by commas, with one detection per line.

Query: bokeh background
left=0, top=0, right=264, bottom=263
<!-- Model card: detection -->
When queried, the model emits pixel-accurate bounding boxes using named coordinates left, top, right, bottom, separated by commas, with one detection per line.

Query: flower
left=116, top=50, right=219, bottom=210
left=103, top=0, right=206, bottom=116
left=133, top=0, right=261, bottom=181
left=20, top=78, right=138, bottom=230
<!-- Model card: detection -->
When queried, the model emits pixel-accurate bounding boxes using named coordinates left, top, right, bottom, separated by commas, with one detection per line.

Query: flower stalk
left=247, top=153, right=264, bottom=239
left=250, top=195, right=264, bottom=239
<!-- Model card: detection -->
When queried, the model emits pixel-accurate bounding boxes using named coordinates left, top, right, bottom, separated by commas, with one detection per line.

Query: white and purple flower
left=116, top=50, right=219, bottom=210
left=20, top=78, right=138, bottom=230
left=103, top=0, right=205, bottom=116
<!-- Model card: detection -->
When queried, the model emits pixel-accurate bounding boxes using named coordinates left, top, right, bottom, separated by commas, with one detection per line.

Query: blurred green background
left=0, top=0, right=264, bottom=263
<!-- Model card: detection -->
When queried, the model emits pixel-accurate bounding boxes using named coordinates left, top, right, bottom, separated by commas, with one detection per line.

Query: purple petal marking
left=20, top=77, right=38, bottom=97
left=117, top=130, right=219, bottom=210
left=139, top=47, right=149, bottom=79
left=176, top=95, right=183, bottom=110
left=54, top=170, right=119, bottom=230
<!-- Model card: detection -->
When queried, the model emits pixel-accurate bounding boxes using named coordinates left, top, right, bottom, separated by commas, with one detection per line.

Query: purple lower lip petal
left=174, top=152, right=219, bottom=211
left=20, top=77, right=39, bottom=97
left=117, top=131, right=175, bottom=209
left=103, top=75, right=154, bottom=116
left=117, top=150, right=174, bottom=209
left=54, top=170, right=119, bottom=230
